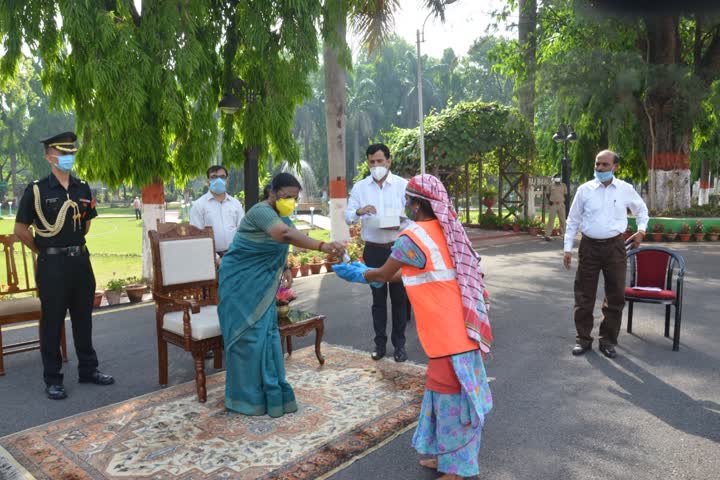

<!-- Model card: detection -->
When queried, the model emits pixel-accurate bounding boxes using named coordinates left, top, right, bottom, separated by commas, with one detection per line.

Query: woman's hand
left=321, top=241, right=345, bottom=256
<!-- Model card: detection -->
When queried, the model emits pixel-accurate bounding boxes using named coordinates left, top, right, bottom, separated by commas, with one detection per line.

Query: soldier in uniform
left=544, top=177, right=568, bottom=241
left=14, top=132, right=114, bottom=400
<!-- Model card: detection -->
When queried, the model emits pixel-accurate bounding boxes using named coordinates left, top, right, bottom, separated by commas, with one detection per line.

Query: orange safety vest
left=400, top=220, right=480, bottom=358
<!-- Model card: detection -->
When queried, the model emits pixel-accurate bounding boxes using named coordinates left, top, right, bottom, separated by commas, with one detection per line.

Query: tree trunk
left=645, top=15, right=691, bottom=210
left=698, top=158, right=711, bottom=205
left=141, top=182, right=165, bottom=281
left=10, top=150, right=18, bottom=199
left=323, top=15, right=350, bottom=242
left=518, top=0, right=536, bottom=216
left=353, top=128, right=360, bottom=181
left=244, top=146, right=260, bottom=210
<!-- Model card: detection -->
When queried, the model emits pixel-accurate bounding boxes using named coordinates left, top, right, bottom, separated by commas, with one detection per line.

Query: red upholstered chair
left=625, top=247, right=685, bottom=351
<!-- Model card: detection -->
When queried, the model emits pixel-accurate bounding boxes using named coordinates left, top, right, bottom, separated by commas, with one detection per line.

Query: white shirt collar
left=589, top=178, right=616, bottom=190
left=369, top=171, right=394, bottom=186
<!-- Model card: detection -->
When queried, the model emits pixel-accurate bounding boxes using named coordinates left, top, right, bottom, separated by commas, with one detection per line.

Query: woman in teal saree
left=218, top=173, right=345, bottom=417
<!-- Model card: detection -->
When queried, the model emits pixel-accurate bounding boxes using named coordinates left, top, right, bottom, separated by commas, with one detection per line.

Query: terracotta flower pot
left=309, top=263, right=323, bottom=275
left=93, top=291, right=104, bottom=308
left=650, top=233, right=664, bottom=242
left=290, top=266, right=299, bottom=278
left=512, top=224, right=521, bottom=232
left=324, top=260, right=339, bottom=273
left=694, top=233, right=705, bottom=241
left=126, top=284, right=146, bottom=303
left=501, top=224, right=511, bottom=231
left=528, top=227, right=538, bottom=236
left=105, top=290, right=122, bottom=305
left=664, top=233, right=677, bottom=242
left=679, top=233, right=692, bottom=242
left=707, top=233, right=719, bottom=241
left=299, top=265, right=310, bottom=277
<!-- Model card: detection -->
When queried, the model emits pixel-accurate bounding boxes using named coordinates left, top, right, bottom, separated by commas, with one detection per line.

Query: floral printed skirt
left=411, top=350, right=492, bottom=478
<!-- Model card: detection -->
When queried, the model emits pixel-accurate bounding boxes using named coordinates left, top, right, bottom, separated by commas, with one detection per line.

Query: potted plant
left=650, top=222, right=664, bottom=242
left=308, top=254, right=324, bottom=275
left=664, top=227, right=677, bottom=242
left=694, top=220, right=705, bottom=241
left=275, top=287, right=296, bottom=320
left=125, top=276, right=147, bottom=303
left=93, top=290, right=105, bottom=308
left=287, top=253, right=300, bottom=278
left=324, top=252, right=340, bottom=272
left=527, top=219, right=541, bottom=237
left=678, top=223, right=692, bottom=242
left=298, top=253, right=310, bottom=277
left=105, top=276, right=127, bottom=305
left=707, top=225, right=719, bottom=241
left=481, top=186, right=497, bottom=215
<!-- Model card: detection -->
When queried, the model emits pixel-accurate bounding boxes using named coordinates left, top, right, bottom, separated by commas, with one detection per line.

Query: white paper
left=631, top=286, right=662, bottom=291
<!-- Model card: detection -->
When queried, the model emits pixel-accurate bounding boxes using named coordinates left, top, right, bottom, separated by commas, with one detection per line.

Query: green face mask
left=276, top=197, right=295, bottom=217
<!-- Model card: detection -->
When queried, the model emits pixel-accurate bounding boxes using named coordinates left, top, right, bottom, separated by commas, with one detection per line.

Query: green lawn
left=0, top=215, right=332, bottom=289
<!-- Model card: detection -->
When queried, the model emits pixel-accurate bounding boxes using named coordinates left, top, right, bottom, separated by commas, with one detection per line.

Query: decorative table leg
left=193, top=352, right=207, bottom=403
left=315, top=323, right=325, bottom=365
left=286, top=335, right=293, bottom=357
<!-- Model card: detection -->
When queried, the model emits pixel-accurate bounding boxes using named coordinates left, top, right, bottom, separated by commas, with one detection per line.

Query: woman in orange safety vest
left=334, top=174, right=493, bottom=480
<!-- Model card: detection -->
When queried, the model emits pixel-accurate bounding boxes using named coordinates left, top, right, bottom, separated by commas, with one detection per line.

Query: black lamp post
left=219, top=78, right=260, bottom=209
left=552, top=124, right=577, bottom=215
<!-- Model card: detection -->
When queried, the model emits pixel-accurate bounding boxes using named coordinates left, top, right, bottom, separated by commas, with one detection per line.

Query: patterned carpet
left=0, top=344, right=425, bottom=480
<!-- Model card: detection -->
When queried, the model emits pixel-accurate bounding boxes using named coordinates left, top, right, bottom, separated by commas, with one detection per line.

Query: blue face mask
left=594, top=170, right=614, bottom=183
left=55, top=154, right=75, bottom=172
left=209, top=178, right=226, bottom=194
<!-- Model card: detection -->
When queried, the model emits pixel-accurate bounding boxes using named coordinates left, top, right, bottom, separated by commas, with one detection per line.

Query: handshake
left=332, top=262, right=384, bottom=288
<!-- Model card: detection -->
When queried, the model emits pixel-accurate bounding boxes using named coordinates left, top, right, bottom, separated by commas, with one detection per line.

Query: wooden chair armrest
left=152, top=292, right=201, bottom=313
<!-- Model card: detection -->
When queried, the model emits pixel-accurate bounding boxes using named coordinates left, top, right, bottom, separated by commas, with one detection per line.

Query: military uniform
left=545, top=180, right=568, bottom=239
left=15, top=132, right=112, bottom=399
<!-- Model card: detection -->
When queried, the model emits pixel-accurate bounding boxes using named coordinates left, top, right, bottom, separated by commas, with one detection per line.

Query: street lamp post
left=416, top=0, right=457, bottom=175
left=552, top=124, right=577, bottom=216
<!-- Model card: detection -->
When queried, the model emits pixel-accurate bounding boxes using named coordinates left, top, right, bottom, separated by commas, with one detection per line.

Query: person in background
left=218, top=173, right=345, bottom=417
left=14, top=131, right=114, bottom=400
left=334, top=174, right=493, bottom=480
left=564, top=150, right=648, bottom=359
left=345, top=143, right=409, bottom=362
left=190, top=165, right=244, bottom=257
left=132, top=196, right=142, bottom=220
left=544, top=177, right=567, bottom=240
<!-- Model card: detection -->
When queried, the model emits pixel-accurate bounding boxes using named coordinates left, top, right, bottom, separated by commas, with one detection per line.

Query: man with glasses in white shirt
left=345, top=144, right=409, bottom=362
left=564, top=150, right=648, bottom=359
left=190, top=165, right=245, bottom=257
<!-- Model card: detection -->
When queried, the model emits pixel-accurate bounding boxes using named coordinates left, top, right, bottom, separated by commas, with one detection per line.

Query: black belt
left=42, top=245, right=88, bottom=256
left=581, top=234, right=623, bottom=243
left=364, top=241, right=394, bottom=248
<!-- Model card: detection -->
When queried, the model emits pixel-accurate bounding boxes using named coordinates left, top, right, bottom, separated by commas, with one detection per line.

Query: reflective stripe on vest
left=404, top=222, right=446, bottom=270
left=402, top=268, right=457, bottom=286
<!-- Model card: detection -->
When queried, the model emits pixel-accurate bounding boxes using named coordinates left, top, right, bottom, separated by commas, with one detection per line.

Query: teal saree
left=218, top=203, right=297, bottom=417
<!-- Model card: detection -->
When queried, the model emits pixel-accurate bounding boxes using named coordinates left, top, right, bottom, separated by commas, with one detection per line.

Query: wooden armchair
left=148, top=223, right=223, bottom=402
left=0, top=234, right=67, bottom=376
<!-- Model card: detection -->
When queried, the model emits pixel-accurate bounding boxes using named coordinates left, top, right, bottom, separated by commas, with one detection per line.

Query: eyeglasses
left=209, top=174, right=227, bottom=180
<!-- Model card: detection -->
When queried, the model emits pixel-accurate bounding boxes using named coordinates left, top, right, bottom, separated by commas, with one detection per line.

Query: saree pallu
left=412, top=350, right=492, bottom=477
left=218, top=215, right=297, bottom=417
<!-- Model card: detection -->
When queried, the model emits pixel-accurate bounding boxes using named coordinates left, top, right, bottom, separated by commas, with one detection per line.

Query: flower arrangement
left=694, top=220, right=704, bottom=233
left=276, top=287, right=297, bottom=306
left=679, top=223, right=691, bottom=234
left=652, top=222, right=664, bottom=233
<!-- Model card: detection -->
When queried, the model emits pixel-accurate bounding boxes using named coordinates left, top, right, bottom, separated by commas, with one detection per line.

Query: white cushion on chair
left=162, top=305, right=221, bottom=340
left=0, top=297, right=41, bottom=318
left=159, top=238, right=216, bottom=286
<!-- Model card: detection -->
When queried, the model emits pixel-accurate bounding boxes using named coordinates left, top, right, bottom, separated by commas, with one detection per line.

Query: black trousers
left=135, top=208, right=142, bottom=219
left=36, top=252, right=98, bottom=385
left=574, top=235, right=627, bottom=347
left=363, top=243, right=408, bottom=351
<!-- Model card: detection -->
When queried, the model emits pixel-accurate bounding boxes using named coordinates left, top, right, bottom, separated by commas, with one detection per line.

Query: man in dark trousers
left=14, top=132, right=114, bottom=400
left=563, top=150, right=648, bottom=359
left=345, top=144, right=409, bottom=362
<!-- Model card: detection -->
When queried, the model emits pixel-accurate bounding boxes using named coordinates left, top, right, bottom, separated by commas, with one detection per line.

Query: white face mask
left=370, top=166, right=388, bottom=181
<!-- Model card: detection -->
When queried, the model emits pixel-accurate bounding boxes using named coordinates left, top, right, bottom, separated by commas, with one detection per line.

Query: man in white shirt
left=563, top=150, right=648, bottom=359
left=190, top=165, right=244, bottom=256
left=345, top=144, right=409, bottom=362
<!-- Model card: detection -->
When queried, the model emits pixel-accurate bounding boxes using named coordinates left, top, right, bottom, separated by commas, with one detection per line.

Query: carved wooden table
left=279, top=310, right=325, bottom=365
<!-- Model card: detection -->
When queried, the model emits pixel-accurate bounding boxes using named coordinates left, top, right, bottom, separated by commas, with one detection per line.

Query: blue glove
left=333, top=262, right=384, bottom=288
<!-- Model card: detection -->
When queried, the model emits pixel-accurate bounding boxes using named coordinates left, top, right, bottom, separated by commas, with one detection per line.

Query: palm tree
left=346, top=72, right=382, bottom=179
left=322, top=0, right=449, bottom=241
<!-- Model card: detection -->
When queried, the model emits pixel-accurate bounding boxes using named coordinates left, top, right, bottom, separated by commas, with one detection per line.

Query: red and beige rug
left=0, top=344, right=425, bottom=480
